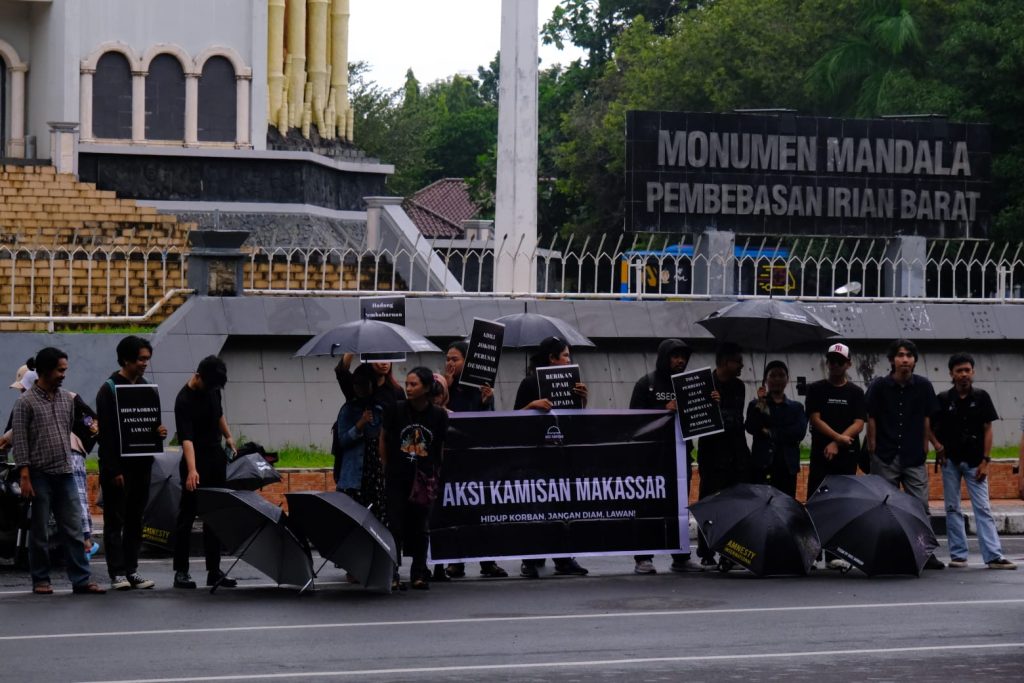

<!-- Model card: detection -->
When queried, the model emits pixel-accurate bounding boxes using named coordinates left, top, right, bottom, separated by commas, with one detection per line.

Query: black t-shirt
left=174, top=384, right=224, bottom=453
left=514, top=375, right=540, bottom=410
left=383, top=400, right=449, bottom=470
left=805, top=379, right=866, bottom=456
left=934, top=388, right=998, bottom=467
left=697, top=374, right=749, bottom=470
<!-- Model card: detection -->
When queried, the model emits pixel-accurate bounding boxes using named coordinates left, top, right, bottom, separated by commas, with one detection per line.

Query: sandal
left=72, top=582, right=107, bottom=595
left=32, top=583, right=53, bottom=595
left=410, top=577, right=430, bottom=590
left=391, top=578, right=407, bottom=592
left=445, top=563, right=466, bottom=578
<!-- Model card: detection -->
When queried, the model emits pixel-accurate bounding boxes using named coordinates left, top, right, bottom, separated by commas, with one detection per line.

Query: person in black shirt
left=866, top=338, right=944, bottom=570
left=441, top=341, right=507, bottom=579
left=628, top=338, right=699, bottom=574
left=172, top=356, right=238, bottom=589
left=933, top=353, right=1016, bottom=570
left=745, top=360, right=808, bottom=498
left=95, top=336, right=167, bottom=591
left=513, top=337, right=589, bottom=578
left=380, top=367, right=450, bottom=590
left=805, top=343, right=866, bottom=499
left=696, top=342, right=751, bottom=569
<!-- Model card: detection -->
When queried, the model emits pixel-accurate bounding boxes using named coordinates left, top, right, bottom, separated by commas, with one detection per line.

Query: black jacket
left=629, top=339, right=690, bottom=410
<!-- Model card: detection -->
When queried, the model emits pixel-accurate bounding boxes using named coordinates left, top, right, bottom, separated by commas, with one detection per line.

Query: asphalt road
left=1, top=537, right=1022, bottom=683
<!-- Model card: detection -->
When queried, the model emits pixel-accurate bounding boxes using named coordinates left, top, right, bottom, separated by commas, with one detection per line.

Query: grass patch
left=274, top=445, right=333, bottom=469
left=57, top=325, right=158, bottom=335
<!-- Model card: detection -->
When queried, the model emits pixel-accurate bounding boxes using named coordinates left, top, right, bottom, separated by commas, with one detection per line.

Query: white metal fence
left=2, top=237, right=1023, bottom=325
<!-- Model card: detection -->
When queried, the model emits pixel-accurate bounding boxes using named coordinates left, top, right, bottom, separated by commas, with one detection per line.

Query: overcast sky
left=348, top=0, right=587, bottom=90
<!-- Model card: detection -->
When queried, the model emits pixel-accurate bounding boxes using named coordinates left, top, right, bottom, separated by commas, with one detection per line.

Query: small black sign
left=461, top=319, right=505, bottom=389
left=671, top=367, right=724, bottom=439
left=360, top=296, right=407, bottom=363
left=536, top=365, right=583, bottom=409
left=114, top=384, right=163, bottom=457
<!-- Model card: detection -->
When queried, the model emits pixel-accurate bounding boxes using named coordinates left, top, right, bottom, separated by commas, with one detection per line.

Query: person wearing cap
left=805, top=343, right=866, bottom=499
left=932, top=353, right=1016, bottom=570
left=745, top=360, right=808, bottom=497
left=865, top=338, right=945, bottom=570
left=172, top=355, right=238, bottom=590
left=95, top=336, right=167, bottom=591
left=628, top=338, right=699, bottom=574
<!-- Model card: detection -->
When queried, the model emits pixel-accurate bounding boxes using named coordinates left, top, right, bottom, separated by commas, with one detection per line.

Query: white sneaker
left=110, top=575, right=131, bottom=591
left=827, top=558, right=851, bottom=571
left=634, top=559, right=656, bottom=574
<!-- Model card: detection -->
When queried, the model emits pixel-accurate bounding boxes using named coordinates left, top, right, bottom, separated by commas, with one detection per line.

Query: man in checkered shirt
left=13, top=347, right=105, bottom=595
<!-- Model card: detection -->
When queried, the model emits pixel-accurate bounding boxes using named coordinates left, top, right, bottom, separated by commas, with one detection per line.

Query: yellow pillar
left=286, top=0, right=307, bottom=129
left=267, top=0, right=286, bottom=130
left=307, top=0, right=329, bottom=133
left=331, top=0, right=351, bottom=141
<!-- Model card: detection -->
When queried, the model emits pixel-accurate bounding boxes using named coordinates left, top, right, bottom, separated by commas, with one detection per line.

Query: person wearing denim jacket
left=332, top=364, right=383, bottom=500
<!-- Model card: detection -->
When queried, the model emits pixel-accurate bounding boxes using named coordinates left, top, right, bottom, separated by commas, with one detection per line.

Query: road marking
left=2, top=598, right=1023, bottom=641
left=75, top=641, right=1024, bottom=682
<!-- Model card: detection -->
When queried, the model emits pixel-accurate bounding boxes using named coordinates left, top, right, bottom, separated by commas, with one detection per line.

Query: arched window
left=93, top=52, right=133, bottom=140
left=197, top=56, right=236, bottom=142
left=145, top=53, right=185, bottom=140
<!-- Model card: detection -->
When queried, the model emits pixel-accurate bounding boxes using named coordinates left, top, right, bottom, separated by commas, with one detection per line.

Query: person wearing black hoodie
left=629, top=339, right=699, bottom=574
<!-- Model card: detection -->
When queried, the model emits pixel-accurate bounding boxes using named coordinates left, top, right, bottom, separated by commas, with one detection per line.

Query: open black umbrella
left=226, top=452, right=282, bottom=491
left=141, top=451, right=182, bottom=551
left=285, top=491, right=397, bottom=593
left=690, top=483, right=820, bottom=576
left=806, top=474, right=937, bottom=577
left=492, top=313, right=595, bottom=348
left=294, top=319, right=441, bottom=357
left=197, top=488, right=314, bottom=592
left=696, top=299, right=839, bottom=351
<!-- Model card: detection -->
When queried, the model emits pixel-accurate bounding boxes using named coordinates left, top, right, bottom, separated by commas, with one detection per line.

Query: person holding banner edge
left=95, top=335, right=167, bottom=591
left=514, top=336, right=589, bottom=578
left=629, top=338, right=700, bottom=574
left=442, top=341, right=508, bottom=579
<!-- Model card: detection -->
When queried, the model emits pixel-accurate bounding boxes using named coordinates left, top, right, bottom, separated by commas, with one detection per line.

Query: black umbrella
left=226, top=452, right=282, bottom=491
left=197, top=488, right=314, bottom=592
left=492, top=312, right=595, bottom=348
left=806, top=474, right=938, bottom=577
left=294, top=319, right=441, bottom=357
left=141, top=451, right=182, bottom=551
left=285, top=491, right=397, bottom=593
left=690, top=483, right=820, bottom=576
left=695, top=299, right=839, bottom=351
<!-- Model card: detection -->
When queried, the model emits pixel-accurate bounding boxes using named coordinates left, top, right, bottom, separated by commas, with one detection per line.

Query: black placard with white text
left=429, top=409, right=687, bottom=562
left=360, top=296, right=407, bottom=363
left=114, top=384, right=163, bottom=457
left=536, top=364, right=583, bottom=409
left=460, top=319, right=505, bottom=388
left=671, top=367, right=724, bottom=439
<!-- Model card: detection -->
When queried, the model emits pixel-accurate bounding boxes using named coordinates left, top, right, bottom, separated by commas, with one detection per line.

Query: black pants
left=806, top=450, right=858, bottom=501
left=636, top=457, right=694, bottom=564
left=100, top=458, right=152, bottom=578
left=386, top=466, right=429, bottom=581
left=173, top=459, right=225, bottom=574
left=768, top=460, right=797, bottom=498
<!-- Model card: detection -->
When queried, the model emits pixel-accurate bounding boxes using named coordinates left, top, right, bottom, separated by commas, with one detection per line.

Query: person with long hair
left=513, top=337, right=588, bottom=579
left=380, top=367, right=449, bottom=591
left=332, top=363, right=387, bottom=524
left=335, top=353, right=405, bottom=412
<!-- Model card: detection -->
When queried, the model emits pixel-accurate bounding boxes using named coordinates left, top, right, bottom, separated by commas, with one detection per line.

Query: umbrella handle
left=330, top=343, right=340, bottom=358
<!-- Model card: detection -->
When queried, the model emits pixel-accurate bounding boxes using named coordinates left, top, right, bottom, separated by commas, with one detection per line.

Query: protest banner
left=360, top=295, right=407, bottom=363
left=671, top=367, right=724, bottom=439
left=460, top=318, right=505, bottom=388
left=429, top=409, right=687, bottom=562
left=113, top=384, right=163, bottom=457
left=536, top=364, right=583, bottom=409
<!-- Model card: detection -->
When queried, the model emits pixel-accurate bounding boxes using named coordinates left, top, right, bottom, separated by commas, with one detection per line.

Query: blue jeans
left=942, top=460, right=1005, bottom=563
left=28, top=471, right=91, bottom=587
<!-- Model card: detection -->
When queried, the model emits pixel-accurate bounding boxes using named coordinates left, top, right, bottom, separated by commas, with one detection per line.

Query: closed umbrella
left=197, top=488, right=314, bottom=592
left=806, top=474, right=938, bottom=577
left=690, top=483, right=820, bottom=576
left=285, top=491, right=397, bottom=593
left=696, top=299, right=839, bottom=351
left=226, top=452, right=282, bottom=491
left=492, top=313, right=595, bottom=348
left=294, top=319, right=441, bottom=357
left=141, top=451, right=182, bottom=551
